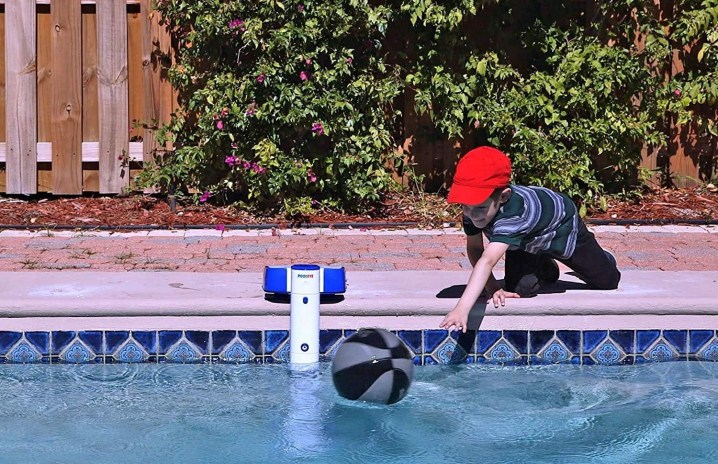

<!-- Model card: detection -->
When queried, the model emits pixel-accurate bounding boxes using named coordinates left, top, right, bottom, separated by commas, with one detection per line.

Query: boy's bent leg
left=560, top=223, right=621, bottom=290
left=504, top=250, right=556, bottom=297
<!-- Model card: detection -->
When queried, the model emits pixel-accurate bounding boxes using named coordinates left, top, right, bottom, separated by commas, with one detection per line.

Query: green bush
left=141, top=0, right=718, bottom=213
left=145, top=0, right=404, bottom=213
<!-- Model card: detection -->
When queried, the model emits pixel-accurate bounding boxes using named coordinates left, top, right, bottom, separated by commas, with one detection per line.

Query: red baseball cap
left=448, top=146, right=511, bottom=204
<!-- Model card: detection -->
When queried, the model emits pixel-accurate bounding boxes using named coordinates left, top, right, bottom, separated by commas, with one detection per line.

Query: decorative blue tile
left=8, top=341, right=42, bottom=363
left=0, top=332, right=22, bottom=355
left=266, top=330, right=289, bottom=354
left=583, top=331, right=607, bottom=354
left=689, top=330, right=715, bottom=354
left=609, top=330, right=634, bottom=355
left=556, top=331, right=580, bottom=353
left=637, top=330, right=661, bottom=352
left=477, top=331, right=501, bottom=353
left=211, top=331, right=237, bottom=355
left=529, top=331, right=554, bottom=354
left=538, top=340, right=571, bottom=364
left=60, top=341, right=97, bottom=363
left=644, top=342, right=679, bottom=362
left=165, top=341, right=203, bottom=363
left=663, top=330, right=687, bottom=354
left=239, top=331, right=262, bottom=354
left=158, top=331, right=183, bottom=354
left=273, top=343, right=290, bottom=363
left=486, top=341, right=519, bottom=364
left=431, top=339, right=459, bottom=364
left=114, top=341, right=149, bottom=363
left=424, top=330, right=448, bottom=353
left=397, top=330, right=422, bottom=354
left=320, top=330, right=343, bottom=354
left=592, top=341, right=624, bottom=365
left=503, top=331, right=528, bottom=354
left=220, top=341, right=252, bottom=363
left=698, top=341, right=718, bottom=361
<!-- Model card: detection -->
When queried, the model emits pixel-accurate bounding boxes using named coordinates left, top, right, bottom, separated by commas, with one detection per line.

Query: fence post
left=51, top=0, right=83, bottom=195
left=97, top=0, right=129, bottom=194
left=5, top=0, right=38, bottom=194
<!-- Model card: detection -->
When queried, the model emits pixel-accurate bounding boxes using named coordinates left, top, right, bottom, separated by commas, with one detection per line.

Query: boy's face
left=462, top=188, right=511, bottom=229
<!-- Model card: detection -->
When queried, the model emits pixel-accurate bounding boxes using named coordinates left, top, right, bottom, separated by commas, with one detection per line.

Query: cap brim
left=447, top=184, right=494, bottom=205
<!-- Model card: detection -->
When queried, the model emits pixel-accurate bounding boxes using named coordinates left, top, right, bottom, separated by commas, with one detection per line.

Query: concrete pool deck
left=0, top=225, right=716, bottom=333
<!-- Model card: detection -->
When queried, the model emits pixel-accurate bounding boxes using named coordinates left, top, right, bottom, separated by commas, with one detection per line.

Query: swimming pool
left=1, top=362, right=717, bottom=463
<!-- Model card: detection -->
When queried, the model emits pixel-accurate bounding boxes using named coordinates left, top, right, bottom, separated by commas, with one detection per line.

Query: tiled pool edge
left=2, top=270, right=717, bottom=365
left=2, top=328, right=718, bottom=365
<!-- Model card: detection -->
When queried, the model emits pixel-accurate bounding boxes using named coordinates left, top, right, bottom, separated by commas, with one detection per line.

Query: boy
left=440, top=146, right=621, bottom=333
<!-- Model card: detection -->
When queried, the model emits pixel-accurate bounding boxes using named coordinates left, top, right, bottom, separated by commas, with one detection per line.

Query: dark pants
left=504, top=222, right=621, bottom=297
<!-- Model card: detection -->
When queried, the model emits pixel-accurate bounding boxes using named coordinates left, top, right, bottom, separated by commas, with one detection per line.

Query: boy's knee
left=511, top=274, right=540, bottom=298
left=590, top=269, right=621, bottom=290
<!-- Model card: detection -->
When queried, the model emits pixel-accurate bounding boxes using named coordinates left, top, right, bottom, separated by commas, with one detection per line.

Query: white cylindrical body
left=290, top=264, right=321, bottom=365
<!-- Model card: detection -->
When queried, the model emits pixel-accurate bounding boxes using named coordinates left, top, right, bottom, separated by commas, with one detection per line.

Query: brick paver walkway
left=1, top=225, right=716, bottom=272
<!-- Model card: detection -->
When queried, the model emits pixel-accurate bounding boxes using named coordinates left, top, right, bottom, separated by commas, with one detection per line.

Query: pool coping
left=1, top=270, right=717, bottom=331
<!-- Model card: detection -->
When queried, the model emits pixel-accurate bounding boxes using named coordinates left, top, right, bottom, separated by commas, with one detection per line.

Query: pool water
left=1, top=362, right=717, bottom=463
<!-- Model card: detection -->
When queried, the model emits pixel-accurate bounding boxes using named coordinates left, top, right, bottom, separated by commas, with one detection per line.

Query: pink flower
left=346, top=57, right=353, bottom=64
left=307, top=168, right=317, bottom=183
left=242, top=161, right=251, bottom=169
left=216, top=120, right=224, bottom=130
left=673, top=88, right=682, bottom=97
left=225, top=155, right=239, bottom=166
left=200, top=191, right=211, bottom=203
left=245, top=102, right=257, bottom=116
left=298, top=4, right=304, bottom=12
left=252, top=163, right=266, bottom=174
left=229, top=19, right=246, bottom=32
left=257, top=73, right=265, bottom=83
left=305, top=58, right=312, bottom=66
left=311, top=122, right=324, bottom=135
left=300, top=71, right=309, bottom=81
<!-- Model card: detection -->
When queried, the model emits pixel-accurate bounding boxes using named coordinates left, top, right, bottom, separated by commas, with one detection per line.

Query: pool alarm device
left=263, top=265, right=346, bottom=365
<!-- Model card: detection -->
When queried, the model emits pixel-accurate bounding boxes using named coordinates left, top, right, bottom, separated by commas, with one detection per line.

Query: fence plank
left=51, top=0, right=83, bottom=194
left=5, top=0, right=38, bottom=194
left=96, top=0, right=129, bottom=193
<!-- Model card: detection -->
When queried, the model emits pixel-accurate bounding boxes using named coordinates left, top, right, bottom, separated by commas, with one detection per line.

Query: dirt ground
left=0, top=186, right=716, bottom=229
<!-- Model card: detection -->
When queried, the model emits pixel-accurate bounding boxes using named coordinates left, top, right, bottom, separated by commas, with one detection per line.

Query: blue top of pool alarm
left=263, top=265, right=346, bottom=294
left=291, top=264, right=321, bottom=271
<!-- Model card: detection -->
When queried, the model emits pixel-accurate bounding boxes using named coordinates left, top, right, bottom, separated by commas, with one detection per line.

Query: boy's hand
left=489, top=288, right=521, bottom=308
left=440, top=307, right=470, bottom=333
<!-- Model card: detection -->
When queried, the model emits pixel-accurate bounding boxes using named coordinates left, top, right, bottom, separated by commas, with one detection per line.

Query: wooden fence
left=0, top=0, right=176, bottom=195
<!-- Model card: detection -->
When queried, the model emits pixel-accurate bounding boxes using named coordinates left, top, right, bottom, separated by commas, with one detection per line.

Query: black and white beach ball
left=331, top=328, right=414, bottom=405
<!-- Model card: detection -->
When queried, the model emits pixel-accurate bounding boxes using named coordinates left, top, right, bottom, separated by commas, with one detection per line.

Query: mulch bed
left=0, top=186, right=716, bottom=229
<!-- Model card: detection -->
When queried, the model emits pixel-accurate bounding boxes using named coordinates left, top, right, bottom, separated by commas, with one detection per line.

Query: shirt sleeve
left=487, top=231, right=523, bottom=247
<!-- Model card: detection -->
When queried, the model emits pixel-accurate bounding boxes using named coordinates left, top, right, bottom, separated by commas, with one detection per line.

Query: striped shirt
left=462, top=185, right=580, bottom=259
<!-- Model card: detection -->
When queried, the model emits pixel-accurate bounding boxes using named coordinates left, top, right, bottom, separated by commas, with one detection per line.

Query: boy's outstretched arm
left=440, top=241, right=513, bottom=333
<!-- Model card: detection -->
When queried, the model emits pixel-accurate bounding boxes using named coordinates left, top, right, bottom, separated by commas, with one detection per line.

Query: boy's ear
left=499, top=187, right=512, bottom=203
